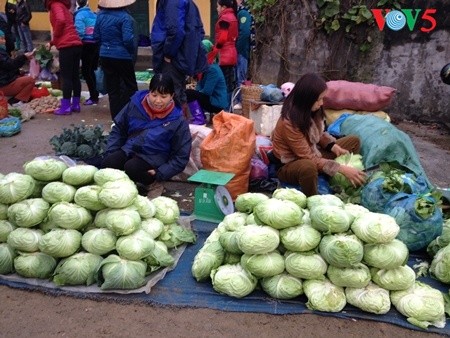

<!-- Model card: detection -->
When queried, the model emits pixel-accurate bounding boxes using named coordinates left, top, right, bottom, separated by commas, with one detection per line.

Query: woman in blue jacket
left=94, top=0, right=137, bottom=118
left=101, top=73, right=192, bottom=196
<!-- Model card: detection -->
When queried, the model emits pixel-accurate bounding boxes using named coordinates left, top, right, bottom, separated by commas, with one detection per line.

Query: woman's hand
left=338, top=165, right=367, bottom=187
left=147, top=169, right=156, bottom=176
left=331, top=144, right=349, bottom=157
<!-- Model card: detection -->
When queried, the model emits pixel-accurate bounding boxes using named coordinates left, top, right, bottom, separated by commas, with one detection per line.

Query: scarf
left=141, top=95, right=175, bottom=120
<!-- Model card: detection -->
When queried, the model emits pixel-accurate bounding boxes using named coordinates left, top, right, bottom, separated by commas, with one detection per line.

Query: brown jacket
left=271, top=116, right=340, bottom=176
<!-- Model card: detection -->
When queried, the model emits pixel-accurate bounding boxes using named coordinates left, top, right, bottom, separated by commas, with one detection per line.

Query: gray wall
left=249, top=1, right=450, bottom=124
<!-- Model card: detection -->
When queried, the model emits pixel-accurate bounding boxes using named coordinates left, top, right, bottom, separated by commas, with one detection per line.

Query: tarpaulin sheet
left=1, top=218, right=449, bottom=336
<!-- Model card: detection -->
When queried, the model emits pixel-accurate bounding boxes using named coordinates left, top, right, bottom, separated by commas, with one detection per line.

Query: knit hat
left=202, top=39, right=213, bottom=53
left=0, top=30, right=5, bottom=38
left=98, top=0, right=135, bottom=8
left=281, top=82, right=295, bottom=97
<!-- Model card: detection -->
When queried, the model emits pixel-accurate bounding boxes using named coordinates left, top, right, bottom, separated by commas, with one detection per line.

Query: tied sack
left=200, top=111, right=256, bottom=200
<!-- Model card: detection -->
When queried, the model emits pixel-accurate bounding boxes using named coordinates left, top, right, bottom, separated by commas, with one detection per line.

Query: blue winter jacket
left=196, top=63, right=228, bottom=110
left=151, top=0, right=207, bottom=76
left=74, top=7, right=97, bottom=43
left=105, top=90, right=192, bottom=181
left=93, top=8, right=135, bottom=60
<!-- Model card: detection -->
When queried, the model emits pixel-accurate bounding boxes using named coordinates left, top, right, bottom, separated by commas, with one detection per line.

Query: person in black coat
left=0, top=11, right=14, bottom=55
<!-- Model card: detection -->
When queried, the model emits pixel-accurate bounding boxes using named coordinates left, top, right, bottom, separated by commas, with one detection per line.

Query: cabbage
left=0, top=243, right=16, bottom=274
left=329, top=153, right=364, bottom=191
left=62, top=164, right=98, bottom=186
left=221, top=212, right=248, bottom=231
left=344, top=203, right=370, bottom=219
left=272, top=187, right=307, bottom=208
left=319, top=233, right=364, bottom=268
left=363, top=239, right=409, bottom=269
left=240, top=250, right=285, bottom=278
left=191, top=240, right=225, bottom=282
left=0, top=173, right=36, bottom=204
left=345, top=282, right=391, bottom=314
left=210, top=263, right=258, bottom=298
left=99, top=180, right=138, bottom=209
left=158, top=222, right=196, bottom=249
left=39, top=218, right=58, bottom=233
left=0, top=220, right=16, bottom=242
left=132, top=195, right=156, bottom=219
left=303, top=278, right=346, bottom=312
left=7, top=198, right=50, bottom=228
left=30, top=179, right=47, bottom=199
left=430, top=245, right=450, bottom=283
left=116, top=229, right=156, bottom=260
left=74, top=185, right=107, bottom=211
left=143, top=240, right=175, bottom=272
left=23, top=157, right=67, bottom=182
left=38, top=229, right=82, bottom=258
left=97, top=254, right=147, bottom=290
left=93, top=208, right=110, bottom=228
left=279, top=224, right=321, bottom=252
left=47, top=202, right=93, bottom=231
left=306, top=194, right=344, bottom=209
left=53, top=252, right=103, bottom=286
left=81, top=228, right=117, bottom=255
left=310, top=205, right=352, bottom=234
left=351, top=212, right=400, bottom=244
left=140, top=218, right=164, bottom=239
left=152, top=196, right=180, bottom=224
left=223, top=252, right=241, bottom=264
left=260, top=272, right=303, bottom=299
left=219, top=231, right=243, bottom=254
left=14, top=252, right=57, bottom=279
left=42, top=182, right=76, bottom=203
left=0, top=203, right=8, bottom=219
left=285, top=251, right=328, bottom=280
left=104, top=207, right=141, bottom=236
left=94, top=168, right=130, bottom=186
left=327, top=263, right=371, bottom=288
left=254, top=198, right=303, bottom=230
left=427, top=219, right=450, bottom=257
left=371, top=265, right=416, bottom=291
left=236, top=224, right=280, bottom=254
left=245, top=213, right=264, bottom=225
left=7, top=228, right=43, bottom=252
left=234, top=192, right=270, bottom=213
left=390, top=282, right=446, bottom=329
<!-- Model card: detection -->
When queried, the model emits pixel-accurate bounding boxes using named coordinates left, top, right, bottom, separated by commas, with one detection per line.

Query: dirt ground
left=0, top=94, right=449, bottom=338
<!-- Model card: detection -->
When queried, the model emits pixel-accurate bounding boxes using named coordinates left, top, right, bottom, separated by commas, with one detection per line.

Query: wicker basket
left=241, top=84, right=263, bottom=118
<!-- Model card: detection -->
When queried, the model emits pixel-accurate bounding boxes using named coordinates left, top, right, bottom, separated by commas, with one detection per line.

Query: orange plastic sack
left=323, top=80, right=396, bottom=112
left=200, top=111, right=256, bottom=200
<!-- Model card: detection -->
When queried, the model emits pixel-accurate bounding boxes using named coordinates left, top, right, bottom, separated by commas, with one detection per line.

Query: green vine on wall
left=246, top=0, right=278, bottom=23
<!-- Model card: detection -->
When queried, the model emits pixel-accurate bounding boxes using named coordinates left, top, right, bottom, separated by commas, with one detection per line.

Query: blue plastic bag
left=0, top=116, right=21, bottom=137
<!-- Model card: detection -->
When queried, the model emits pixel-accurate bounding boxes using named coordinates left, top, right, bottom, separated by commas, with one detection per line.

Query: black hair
left=76, top=0, right=87, bottom=7
left=149, top=73, right=175, bottom=95
left=280, top=73, right=327, bottom=137
left=218, top=0, right=237, bottom=13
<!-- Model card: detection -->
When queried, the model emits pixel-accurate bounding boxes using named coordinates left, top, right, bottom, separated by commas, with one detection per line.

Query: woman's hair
left=149, top=73, right=175, bottom=95
left=280, top=73, right=327, bottom=136
left=218, top=0, right=237, bottom=13
left=76, top=0, right=87, bottom=8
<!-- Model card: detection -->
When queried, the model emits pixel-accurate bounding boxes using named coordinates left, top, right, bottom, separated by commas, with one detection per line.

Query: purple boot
left=71, top=97, right=81, bottom=113
left=188, top=100, right=206, bottom=125
left=54, top=99, right=72, bottom=115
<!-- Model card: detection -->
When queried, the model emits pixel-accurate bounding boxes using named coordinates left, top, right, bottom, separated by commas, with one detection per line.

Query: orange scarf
left=141, top=95, right=175, bottom=119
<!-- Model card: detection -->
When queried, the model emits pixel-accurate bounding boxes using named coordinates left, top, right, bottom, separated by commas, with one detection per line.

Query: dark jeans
left=58, top=46, right=82, bottom=99
left=100, top=57, right=137, bottom=119
left=81, top=43, right=99, bottom=101
left=185, top=89, right=223, bottom=113
left=101, top=149, right=155, bottom=195
left=161, top=61, right=186, bottom=106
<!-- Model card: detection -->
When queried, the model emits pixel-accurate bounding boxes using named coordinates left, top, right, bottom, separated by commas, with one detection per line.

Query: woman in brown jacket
left=271, top=73, right=366, bottom=197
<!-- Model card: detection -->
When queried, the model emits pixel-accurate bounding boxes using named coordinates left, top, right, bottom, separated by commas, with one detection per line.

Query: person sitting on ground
left=101, top=73, right=192, bottom=196
left=270, top=73, right=367, bottom=197
left=186, top=39, right=228, bottom=124
left=0, top=29, right=35, bottom=105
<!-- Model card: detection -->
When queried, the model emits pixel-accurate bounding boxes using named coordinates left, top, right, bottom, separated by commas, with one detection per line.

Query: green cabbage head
left=14, top=252, right=57, bottom=279
left=53, top=252, right=103, bottom=286
left=234, top=192, right=270, bottom=213
left=430, top=245, right=450, bottom=284
left=280, top=224, right=321, bottom=252
left=38, top=229, right=82, bottom=258
left=310, top=205, right=352, bottom=234
left=140, top=217, right=164, bottom=239
left=0, top=243, right=16, bottom=274
left=370, top=265, right=416, bottom=291
left=345, top=281, right=391, bottom=314
left=327, top=263, right=371, bottom=288
left=104, top=207, right=141, bottom=236
left=0, top=173, right=36, bottom=204
left=0, top=220, right=16, bottom=242
left=42, top=182, right=76, bottom=203
left=211, top=263, right=258, bottom=298
left=7, top=198, right=50, bottom=228
left=363, top=239, right=409, bottom=269
left=191, top=240, right=225, bottom=282
left=272, top=187, right=307, bottom=208
left=23, top=157, right=67, bottom=182
left=253, top=198, right=303, bottom=230
left=285, top=251, right=327, bottom=280
left=132, top=195, right=156, bottom=219
left=47, top=202, right=93, bottom=230
left=303, top=278, right=346, bottom=312
left=99, top=180, right=138, bottom=209
left=116, top=229, right=156, bottom=260
left=7, top=228, right=43, bottom=252
left=351, top=212, right=400, bottom=244
left=319, top=233, right=364, bottom=268
left=260, top=272, right=303, bottom=300
left=94, top=168, right=130, bottom=186
left=62, top=164, right=98, bottom=186
left=97, top=254, right=147, bottom=290
left=152, top=196, right=180, bottom=224
left=81, top=228, right=117, bottom=255
left=240, top=250, right=285, bottom=278
left=236, top=224, right=280, bottom=255
left=74, top=185, right=107, bottom=211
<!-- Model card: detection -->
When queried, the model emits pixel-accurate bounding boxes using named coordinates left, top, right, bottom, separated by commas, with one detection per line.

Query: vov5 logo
left=371, top=9, right=437, bottom=33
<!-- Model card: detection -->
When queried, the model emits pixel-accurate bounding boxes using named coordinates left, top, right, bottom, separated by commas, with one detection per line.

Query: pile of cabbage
left=191, top=189, right=447, bottom=329
left=0, top=157, right=195, bottom=290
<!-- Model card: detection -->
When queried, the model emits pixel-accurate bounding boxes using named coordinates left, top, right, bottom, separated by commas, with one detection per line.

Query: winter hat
left=281, top=82, right=295, bottom=97
left=98, top=0, right=135, bottom=8
left=0, top=30, right=5, bottom=38
left=202, top=39, right=213, bottom=53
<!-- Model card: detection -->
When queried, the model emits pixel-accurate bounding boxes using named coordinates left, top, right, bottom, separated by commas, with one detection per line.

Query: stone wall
left=249, top=0, right=450, bottom=124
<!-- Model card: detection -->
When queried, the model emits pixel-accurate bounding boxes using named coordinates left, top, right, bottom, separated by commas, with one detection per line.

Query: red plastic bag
left=0, top=91, right=8, bottom=120
left=31, top=86, right=50, bottom=99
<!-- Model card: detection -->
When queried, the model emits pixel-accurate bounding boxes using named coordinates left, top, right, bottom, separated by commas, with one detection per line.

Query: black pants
left=185, top=89, right=223, bottom=113
left=58, top=46, right=82, bottom=99
left=100, top=57, right=137, bottom=119
left=81, top=43, right=99, bottom=101
left=101, top=149, right=155, bottom=195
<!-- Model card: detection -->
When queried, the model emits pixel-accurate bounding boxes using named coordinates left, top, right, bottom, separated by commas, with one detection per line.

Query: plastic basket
left=240, top=84, right=263, bottom=118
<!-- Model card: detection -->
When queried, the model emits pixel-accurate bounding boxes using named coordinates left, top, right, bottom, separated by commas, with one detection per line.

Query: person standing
left=151, top=0, right=208, bottom=114
left=45, top=0, right=83, bottom=115
left=74, top=0, right=99, bottom=106
left=0, top=11, right=15, bottom=55
left=5, top=0, right=18, bottom=51
left=208, top=0, right=238, bottom=105
left=16, top=0, right=33, bottom=52
left=94, top=0, right=138, bottom=119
